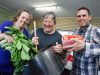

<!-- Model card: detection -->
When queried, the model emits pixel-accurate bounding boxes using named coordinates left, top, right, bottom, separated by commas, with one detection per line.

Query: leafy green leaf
left=16, top=40, right=22, bottom=50
left=21, top=49, right=30, bottom=60
left=5, top=46, right=12, bottom=50
left=4, top=31, right=13, bottom=35
left=0, top=39, right=7, bottom=45
left=22, top=43, right=30, bottom=52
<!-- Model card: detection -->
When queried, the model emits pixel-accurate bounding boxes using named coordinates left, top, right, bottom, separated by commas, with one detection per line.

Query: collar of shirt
left=78, top=24, right=89, bottom=36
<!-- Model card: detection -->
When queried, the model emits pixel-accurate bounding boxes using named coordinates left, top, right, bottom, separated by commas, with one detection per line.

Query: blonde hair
left=12, top=8, right=33, bottom=24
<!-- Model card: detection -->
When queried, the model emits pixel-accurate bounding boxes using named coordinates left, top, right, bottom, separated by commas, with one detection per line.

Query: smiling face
left=15, top=11, right=31, bottom=29
left=43, top=16, right=55, bottom=34
left=76, top=9, right=91, bottom=27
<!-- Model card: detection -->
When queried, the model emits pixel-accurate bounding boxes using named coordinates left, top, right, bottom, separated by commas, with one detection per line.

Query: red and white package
left=65, top=51, right=74, bottom=70
left=62, top=35, right=84, bottom=70
left=62, top=35, right=84, bottom=46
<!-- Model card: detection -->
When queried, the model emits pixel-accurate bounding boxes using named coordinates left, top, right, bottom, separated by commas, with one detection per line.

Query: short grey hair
left=44, top=12, right=56, bottom=24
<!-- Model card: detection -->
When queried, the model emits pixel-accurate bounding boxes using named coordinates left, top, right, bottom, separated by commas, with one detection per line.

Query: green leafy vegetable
left=0, top=26, right=38, bottom=75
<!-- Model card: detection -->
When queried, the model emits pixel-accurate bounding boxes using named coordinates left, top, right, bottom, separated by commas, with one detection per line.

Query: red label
left=63, top=35, right=84, bottom=40
left=67, top=55, right=73, bottom=62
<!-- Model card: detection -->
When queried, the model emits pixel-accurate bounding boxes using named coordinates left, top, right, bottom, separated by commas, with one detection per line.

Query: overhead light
left=35, top=5, right=58, bottom=11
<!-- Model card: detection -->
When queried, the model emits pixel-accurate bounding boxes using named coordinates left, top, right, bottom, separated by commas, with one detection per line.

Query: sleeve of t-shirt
left=0, top=20, right=13, bottom=33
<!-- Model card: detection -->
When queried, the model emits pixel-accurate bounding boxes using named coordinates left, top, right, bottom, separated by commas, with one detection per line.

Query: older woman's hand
left=32, top=37, right=39, bottom=45
left=52, top=44, right=63, bottom=54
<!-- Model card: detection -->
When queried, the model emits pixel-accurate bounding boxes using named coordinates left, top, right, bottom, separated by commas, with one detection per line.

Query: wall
left=29, top=17, right=100, bottom=33
left=0, top=5, right=15, bottom=24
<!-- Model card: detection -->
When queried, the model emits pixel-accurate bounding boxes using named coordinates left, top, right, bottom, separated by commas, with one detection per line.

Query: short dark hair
left=44, top=12, right=56, bottom=24
left=77, top=7, right=91, bottom=16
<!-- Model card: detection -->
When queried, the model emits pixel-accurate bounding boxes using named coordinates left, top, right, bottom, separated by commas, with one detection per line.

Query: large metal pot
left=24, top=47, right=64, bottom=75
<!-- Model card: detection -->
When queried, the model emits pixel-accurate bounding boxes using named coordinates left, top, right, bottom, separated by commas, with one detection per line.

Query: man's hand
left=63, top=39, right=85, bottom=52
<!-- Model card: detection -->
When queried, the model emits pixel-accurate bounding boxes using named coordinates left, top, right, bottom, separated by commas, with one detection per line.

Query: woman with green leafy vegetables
left=0, top=8, right=33, bottom=75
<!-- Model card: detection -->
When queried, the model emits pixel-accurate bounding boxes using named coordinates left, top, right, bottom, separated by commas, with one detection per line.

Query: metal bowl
left=23, top=47, right=64, bottom=75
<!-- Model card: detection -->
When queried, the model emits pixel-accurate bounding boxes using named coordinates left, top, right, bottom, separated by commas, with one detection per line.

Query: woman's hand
left=52, top=44, right=63, bottom=54
left=4, top=34, right=14, bottom=43
left=32, top=37, right=39, bottom=45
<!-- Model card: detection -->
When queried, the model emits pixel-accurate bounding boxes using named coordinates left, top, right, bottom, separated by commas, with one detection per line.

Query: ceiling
left=0, top=0, right=99, bottom=17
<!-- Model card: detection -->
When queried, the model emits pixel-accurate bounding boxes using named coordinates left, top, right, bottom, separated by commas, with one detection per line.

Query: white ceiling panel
left=0, top=0, right=99, bottom=17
